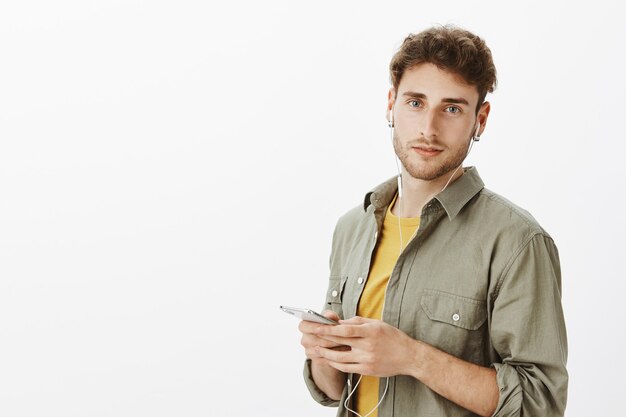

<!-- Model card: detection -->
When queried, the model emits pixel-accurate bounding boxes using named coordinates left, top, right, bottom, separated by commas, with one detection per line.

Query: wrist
left=408, top=339, right=428, bottom=380
left=311, top=357, right=343, bottom=379
left=310, top=358, right=345, bottom=401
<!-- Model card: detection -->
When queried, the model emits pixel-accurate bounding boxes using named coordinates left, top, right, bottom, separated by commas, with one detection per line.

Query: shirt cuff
left=303, top=359, right=340, bottom=407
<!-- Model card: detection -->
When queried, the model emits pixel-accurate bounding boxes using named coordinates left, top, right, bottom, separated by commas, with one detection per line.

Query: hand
left=313, top=316, right=418, bottom=377
left=298, top=310, right=349, bottom=365
left=299, top=310, right=348, bottom=400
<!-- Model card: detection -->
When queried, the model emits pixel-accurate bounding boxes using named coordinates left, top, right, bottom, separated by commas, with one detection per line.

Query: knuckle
left=306, top=347, right=320, bottom=357
left=298, top=321, right=307, bottom=332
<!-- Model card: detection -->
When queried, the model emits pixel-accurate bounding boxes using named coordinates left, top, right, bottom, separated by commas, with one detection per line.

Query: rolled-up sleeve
left=303, top=359, right=340, bottom=407
left=489, top=234, right=568, bottom=417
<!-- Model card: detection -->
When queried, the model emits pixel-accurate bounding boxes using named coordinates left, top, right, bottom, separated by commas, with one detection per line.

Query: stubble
left=392, top=131, right=472, bottom=181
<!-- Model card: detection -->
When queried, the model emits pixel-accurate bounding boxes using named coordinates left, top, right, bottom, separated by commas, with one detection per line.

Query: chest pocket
left=420, top=289, right=487, bottom=331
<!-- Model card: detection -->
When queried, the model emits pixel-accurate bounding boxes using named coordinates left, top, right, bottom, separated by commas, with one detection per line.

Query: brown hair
left=390, top=25, right=497, bottom=113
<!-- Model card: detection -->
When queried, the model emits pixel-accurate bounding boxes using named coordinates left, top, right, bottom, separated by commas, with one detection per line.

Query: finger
left=305, top=346, right=326, bottom=359
left=326, top=361, right=367, bottom=375
left=312, top=333, right=360, bottom=348
left=317, top=346, right=356, bottom=364
left=301, top=333, right=343, bottom=349
left=305, top=347, right=348, bottom=363
left=322, top=310, right=341, bottom=322
left=316, top=323, right=365, bottom=338
left=338, top=316, right=375, bottom=325
left=299, top=320, right=331, bottom=334
left=305, top=346, right=350, bottom=363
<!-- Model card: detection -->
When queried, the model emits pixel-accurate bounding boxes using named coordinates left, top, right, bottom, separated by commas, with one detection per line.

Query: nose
left=419, top=109, right=439, bottom=138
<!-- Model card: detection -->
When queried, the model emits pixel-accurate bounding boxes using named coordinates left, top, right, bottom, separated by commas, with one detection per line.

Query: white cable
left=390, top=122, right=406, bottom=254
left=351, top=119, right=479, bottom=416
left=440, top=134, right=475, bottom=194
left=343, top=123, right=399, bottom=417
left=344, top=375, right=390, bottom=417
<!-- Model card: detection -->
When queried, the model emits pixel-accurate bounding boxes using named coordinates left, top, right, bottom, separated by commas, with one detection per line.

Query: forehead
left=397, top=63, right=479, bottom=103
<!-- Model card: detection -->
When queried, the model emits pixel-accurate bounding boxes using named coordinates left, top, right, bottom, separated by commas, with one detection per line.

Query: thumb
left=322, top=310, right=341, bottom=322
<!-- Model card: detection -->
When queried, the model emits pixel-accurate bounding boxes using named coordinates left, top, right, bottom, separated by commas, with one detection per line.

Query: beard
left=392, top=131, right=472, bottom=181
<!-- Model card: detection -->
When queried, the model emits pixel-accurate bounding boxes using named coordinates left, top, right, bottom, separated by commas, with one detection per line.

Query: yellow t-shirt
left=354, top=194, right=420, bottom=417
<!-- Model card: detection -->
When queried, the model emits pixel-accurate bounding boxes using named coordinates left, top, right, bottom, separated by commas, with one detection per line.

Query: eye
left=445, top=106, right=461, bottom=114
left=408, top=100, right=422, bottom=108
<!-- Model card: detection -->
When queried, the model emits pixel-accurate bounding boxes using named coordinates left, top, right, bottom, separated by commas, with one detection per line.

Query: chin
left=405, top=164, right=458, bottom=182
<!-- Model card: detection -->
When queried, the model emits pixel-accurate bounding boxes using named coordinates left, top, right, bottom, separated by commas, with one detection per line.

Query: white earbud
left=388, top=107, right=394, bottom=129
left=473, top=122, right=481, bottom=142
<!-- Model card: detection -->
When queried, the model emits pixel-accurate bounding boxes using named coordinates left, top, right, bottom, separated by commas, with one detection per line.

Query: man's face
left=388, top=63, right=489, bottom=182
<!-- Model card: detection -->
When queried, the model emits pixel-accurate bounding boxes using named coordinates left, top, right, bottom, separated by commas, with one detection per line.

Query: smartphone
left=280, top=306, right=338, bottom=325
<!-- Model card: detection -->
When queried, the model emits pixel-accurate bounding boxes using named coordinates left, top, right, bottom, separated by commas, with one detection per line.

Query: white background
left=1, top=1, right=624, bottom=416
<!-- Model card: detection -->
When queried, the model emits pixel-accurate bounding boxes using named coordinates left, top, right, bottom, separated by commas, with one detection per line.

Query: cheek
left=398, top=111, right=421, bottom=125
left=441, top=117, right=473, bottom=136
left=453, top=122, right=472, bottom=136
left=395, top=114, right=420, bottom=135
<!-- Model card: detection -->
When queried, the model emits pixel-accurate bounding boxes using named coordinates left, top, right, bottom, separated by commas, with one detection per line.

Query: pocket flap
left=326, top=276, right=345, bottom=304
left=420, top=289, right=487, bottom=331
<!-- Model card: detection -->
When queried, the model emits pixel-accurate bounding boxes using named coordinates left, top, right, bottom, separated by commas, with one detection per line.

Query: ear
left=477, top=101, right=491, bottom=137
left=386, top=88, right=396, bottom=123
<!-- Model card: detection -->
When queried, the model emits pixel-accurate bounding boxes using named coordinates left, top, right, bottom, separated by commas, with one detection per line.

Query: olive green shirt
left=303, top=167, right=568, bottom=416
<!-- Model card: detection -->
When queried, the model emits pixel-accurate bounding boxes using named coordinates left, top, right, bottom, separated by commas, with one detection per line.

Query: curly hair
left=390, top=25, right=497, bottom=113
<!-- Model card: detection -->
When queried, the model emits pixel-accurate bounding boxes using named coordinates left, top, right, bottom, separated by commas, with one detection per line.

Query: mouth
left=412, top=146, right=443, bottom=157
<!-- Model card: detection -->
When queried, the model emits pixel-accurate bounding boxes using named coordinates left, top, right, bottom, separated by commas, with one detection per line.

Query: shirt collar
left=363, top=167, right=485, bottom=220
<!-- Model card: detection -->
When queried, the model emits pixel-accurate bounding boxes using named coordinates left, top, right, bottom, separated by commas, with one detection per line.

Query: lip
left=412, top=146, right=443, bottom=157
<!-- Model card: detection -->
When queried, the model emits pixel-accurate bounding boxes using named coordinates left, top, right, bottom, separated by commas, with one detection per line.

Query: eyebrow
left=402, top=91, right=470, bottom=106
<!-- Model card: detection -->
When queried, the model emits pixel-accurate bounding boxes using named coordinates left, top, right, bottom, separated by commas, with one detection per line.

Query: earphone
left=472, top=122, right=481, bottom=142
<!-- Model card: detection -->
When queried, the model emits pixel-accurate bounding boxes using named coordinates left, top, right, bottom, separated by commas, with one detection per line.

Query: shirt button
left=357, top=277, right=364, bottom=284
left=452, top=313, right=460, bottom=322
left=331, top=290, right=338, bottom=298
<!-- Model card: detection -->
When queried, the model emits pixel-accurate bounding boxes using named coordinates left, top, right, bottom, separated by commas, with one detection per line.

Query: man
left=298, top=26, right=568, bottom=417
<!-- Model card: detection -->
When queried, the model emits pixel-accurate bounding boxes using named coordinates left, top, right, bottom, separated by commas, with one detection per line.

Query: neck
left=391, top=166, right=464, bottom=218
